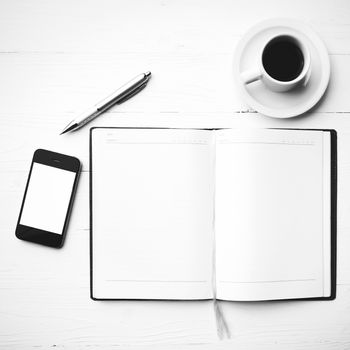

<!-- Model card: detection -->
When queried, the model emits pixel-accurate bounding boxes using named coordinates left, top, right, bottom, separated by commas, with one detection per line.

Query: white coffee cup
left=240, top=34, right=311, bottom=92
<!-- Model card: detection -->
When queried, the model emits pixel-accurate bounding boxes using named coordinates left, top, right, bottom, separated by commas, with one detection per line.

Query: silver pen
left=60, top=71, right=152, bottom=135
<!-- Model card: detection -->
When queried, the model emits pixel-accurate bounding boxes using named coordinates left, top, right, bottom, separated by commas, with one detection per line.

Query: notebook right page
left=215, top=129, right=331, bottom=301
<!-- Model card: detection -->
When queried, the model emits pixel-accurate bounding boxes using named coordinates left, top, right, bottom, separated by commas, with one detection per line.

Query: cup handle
left=240, top=69, right=262, bottom=85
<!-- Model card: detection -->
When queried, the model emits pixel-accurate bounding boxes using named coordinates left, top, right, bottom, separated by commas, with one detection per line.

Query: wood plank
left=0, top=51, right=348, bottom=117
left=0, top=0, right=349, bottom=54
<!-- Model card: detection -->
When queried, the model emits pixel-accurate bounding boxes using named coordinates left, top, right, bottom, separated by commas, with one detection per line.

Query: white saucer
left=233, top=18, right=330, bottom=118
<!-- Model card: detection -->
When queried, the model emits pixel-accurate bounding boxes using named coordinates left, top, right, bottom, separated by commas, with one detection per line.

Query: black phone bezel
left=15, top=149, right=81, bottom=248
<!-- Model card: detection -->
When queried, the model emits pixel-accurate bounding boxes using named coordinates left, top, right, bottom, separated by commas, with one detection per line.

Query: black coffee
left=262, top=37, right=304, bottom=82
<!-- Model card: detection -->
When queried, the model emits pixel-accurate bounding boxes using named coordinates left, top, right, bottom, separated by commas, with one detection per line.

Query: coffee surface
left=262, top=39, right=304, bottom=82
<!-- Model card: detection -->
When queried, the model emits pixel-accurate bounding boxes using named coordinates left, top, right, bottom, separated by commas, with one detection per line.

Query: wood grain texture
left=1, top=0, right=350, bottom=349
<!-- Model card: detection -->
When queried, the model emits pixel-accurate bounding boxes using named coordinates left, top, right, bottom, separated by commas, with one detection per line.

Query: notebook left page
left=91, top=128, right=215, bottom=300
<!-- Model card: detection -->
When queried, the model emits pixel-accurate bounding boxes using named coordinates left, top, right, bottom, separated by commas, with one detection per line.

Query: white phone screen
left=20, top=162, right=76, bottom=234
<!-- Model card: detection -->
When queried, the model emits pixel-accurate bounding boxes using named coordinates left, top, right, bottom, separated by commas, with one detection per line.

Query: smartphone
left=16, top=149, right=81, bottom=248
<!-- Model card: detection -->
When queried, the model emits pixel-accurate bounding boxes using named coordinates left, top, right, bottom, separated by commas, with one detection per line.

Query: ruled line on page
left=106, top=140, right=210, bottom=145
left=105, top=279, right=208, bottom=283
left=219, top=279, right=316, bottom=284
left=217, top=141, right=315, bottom=146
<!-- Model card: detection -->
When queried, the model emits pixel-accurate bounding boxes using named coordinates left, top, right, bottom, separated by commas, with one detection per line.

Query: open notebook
left=90, top=128, right=336, bottom=301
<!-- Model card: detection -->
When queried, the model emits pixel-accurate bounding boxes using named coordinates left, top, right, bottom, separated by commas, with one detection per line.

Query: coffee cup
left=240, top=34, right=311, bottom=92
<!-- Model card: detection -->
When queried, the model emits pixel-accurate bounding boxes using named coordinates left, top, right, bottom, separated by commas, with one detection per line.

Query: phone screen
left=19, top=162, right=76, bottom=235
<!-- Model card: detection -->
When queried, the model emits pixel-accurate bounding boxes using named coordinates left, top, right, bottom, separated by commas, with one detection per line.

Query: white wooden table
left=1, top=0, right=350, bottom=348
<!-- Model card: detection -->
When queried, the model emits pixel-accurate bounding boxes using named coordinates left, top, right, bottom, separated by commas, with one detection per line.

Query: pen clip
left=116, top=81, right=148, bottom=105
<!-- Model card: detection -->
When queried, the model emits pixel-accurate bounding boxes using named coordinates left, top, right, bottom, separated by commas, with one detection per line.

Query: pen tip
left=145, top=71, right=151, bottom=78
left=60, top=122, right=78, bottom=135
